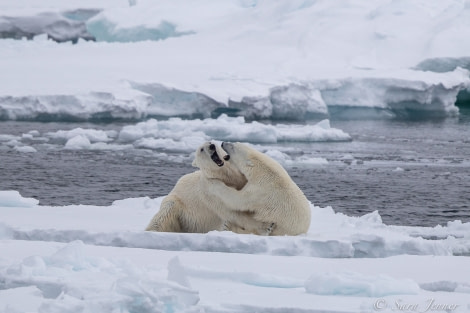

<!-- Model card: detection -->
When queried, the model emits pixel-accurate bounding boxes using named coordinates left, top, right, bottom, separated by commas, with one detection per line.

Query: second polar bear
left=207, top=142, right=311, bottom=235
left=145, top=142, right=247, bottom=233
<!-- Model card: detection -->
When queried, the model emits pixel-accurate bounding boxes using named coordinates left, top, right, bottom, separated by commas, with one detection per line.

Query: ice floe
left=1, top=191, right=469, bottom=312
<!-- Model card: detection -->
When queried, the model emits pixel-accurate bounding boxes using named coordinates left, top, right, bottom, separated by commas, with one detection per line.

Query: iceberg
left=1, top=0, right=470, bottom=121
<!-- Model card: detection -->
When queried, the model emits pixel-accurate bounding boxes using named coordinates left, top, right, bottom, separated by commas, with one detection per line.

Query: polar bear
left=145, top=141, right=248, bottom=233
left=207, top=142, right=311, bottom=236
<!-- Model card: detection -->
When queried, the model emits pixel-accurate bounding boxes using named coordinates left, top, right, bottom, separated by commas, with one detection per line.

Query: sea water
left=1, top=111, right=469, bottom=227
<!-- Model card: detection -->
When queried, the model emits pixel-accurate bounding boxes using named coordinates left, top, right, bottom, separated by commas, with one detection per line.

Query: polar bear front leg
left=207, top=178, right=252, bottom=212
left=145, top=196, right=183, bottom=232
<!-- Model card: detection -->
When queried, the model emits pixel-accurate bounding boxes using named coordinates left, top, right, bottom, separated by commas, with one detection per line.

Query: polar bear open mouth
left=211, top=151, right=225, bottom=167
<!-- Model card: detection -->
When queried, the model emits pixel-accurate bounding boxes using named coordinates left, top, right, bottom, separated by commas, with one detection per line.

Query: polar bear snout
left=221, top=142, right=237, bottom=161
left=211, top=151, right=225, bottom=167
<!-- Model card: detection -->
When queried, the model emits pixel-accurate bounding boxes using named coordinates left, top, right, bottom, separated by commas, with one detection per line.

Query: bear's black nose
left=223, top=155, right=230, bottom=161
left=209, top=143, right=215, bottom=150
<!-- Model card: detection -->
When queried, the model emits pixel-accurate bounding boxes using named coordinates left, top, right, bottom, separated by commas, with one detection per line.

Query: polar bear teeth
left=211, top=151, right=224, bottom=167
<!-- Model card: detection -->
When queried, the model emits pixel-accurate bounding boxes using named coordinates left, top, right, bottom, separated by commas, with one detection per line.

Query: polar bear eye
left=200, top=148, right=204, bottom=152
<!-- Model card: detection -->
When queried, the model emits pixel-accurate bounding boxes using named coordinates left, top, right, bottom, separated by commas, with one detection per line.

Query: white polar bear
left=145, top=141, right=248, bottom=233
left=207, top=142, right=311, bottom=236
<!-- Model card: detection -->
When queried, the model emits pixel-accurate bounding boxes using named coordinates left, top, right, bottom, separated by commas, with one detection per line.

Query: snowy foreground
left=1, top=191, right=469, bottom=313
left=1, top=0, right=470, bottom=121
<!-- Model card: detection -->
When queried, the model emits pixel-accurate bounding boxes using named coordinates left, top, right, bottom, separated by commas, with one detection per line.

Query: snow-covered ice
left=1, top=190, right=469, bottom=312
left=1, top=0, right=470, bottom=121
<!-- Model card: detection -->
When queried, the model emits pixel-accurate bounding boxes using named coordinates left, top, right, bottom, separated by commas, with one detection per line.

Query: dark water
left=1, top=112, right=469, bottom=227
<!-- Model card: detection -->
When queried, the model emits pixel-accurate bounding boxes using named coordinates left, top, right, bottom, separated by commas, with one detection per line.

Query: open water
left=1, top=110, right=469, bottom=227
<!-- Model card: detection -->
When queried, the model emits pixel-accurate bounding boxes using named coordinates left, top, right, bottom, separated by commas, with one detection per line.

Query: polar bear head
left=192, top=141, right=247, bottom=189
left=220, top=141, right=288, bottom=181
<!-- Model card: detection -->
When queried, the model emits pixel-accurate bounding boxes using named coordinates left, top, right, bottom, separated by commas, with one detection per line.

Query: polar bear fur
left=145, top=142, right=248, bottom=233
left=207, top=142, right=311, bottom=236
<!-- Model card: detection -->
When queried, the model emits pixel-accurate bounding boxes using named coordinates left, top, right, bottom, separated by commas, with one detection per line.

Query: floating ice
left=0, top=116, right=348, bottom=161
left=118, top=114, right=351, bottom=147
left=0, top=191, right=39, bottom=207
left=64, top=135, right=91, bottom=150
left=14, top=145, right=37, bottom=153
left=47, top=128, right=116, bottom=143
left=265, top=150, right=328, bottom=167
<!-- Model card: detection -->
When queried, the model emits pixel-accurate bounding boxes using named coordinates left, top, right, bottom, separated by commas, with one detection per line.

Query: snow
left=1, top=191, right=470, bottom=312
left=1, top=0, right=470, bottom=121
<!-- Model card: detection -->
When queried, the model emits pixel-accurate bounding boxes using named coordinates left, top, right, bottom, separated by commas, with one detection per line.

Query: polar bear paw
left=222, top=220, right=246, bottom=232
left=263, top=222, right=276, bottom=236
